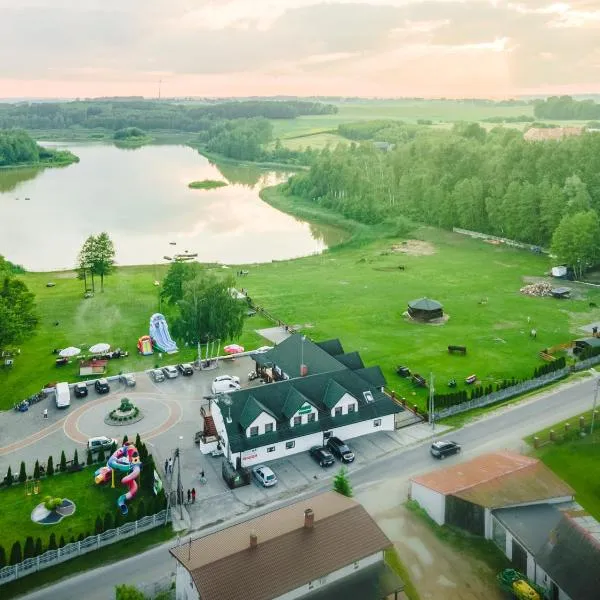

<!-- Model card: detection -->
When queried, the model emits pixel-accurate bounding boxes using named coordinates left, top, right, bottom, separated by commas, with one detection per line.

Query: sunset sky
left=1, top=0, right=599, bottom=99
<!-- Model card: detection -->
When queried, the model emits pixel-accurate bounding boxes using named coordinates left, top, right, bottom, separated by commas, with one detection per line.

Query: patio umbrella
left=59, top=346, right=81, bottom=358
left=224, top=344, right=244, bottom=354
left=89, top=343, right=111, bottom=354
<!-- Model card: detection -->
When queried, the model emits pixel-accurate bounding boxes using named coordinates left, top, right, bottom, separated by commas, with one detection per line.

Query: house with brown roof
left=408, top=451, right=600, bottom=600
left=170, top=491, right=404, bottom=600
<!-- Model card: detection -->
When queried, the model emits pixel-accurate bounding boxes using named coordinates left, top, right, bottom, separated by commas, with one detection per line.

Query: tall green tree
left=18, top=461, right=27, bottom=483
left=333, top=467, right=353, bottom=497
left=160, top=261, right=203, bottom=306
left=9, top=541, right=22, bottom=565
left=551, top=210, right=600, bottom=278
left=77, top=235, right=96, bottom=293
left=92, top=232, right=116, bottom=292
left=115, top=584, right=146, bottom=600
left=174, top=273, right=246, bottom=344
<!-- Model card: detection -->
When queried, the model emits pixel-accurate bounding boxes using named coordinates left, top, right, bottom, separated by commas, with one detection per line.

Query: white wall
left=289, top=402, right=319, bottom=428
left=232, top=414, right=395, bottom=468
left=410, top=482, right=446, bottom=525
left=246, top=411, right=277, bottom=438
left=274, top=551, right=384, bottom=600
left=175, top=563, right=199, bottom=600
left=330, top=392, right=358, bottom=417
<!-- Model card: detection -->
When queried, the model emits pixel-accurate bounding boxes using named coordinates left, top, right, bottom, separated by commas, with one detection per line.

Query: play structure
left=94, top=442, right=141, bottom=515
left=137, top=335, right=153, bottom=356
left=149, top=313, right=178, bottom=354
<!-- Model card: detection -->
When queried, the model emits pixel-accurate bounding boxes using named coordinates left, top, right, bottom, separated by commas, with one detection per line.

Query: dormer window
left=348, top=404, right=356, bottom=413
left=307, top=413, right=316, bottom=422
left=334, top=406, right=342, bottom=416
left=363, top=391, right=374, bottom=403
left=293, top=416, right=302, bottom=426
left=265, top=423, right=273, bottom=433
left=249, top=426, right=259, bottom=437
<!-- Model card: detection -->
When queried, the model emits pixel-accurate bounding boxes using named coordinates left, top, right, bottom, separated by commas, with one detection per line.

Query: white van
left=55, top=382, right=71, bottom=408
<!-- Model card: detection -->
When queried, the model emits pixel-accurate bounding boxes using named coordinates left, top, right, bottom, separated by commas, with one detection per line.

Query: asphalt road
left=19, top=374, right=598, bottom=600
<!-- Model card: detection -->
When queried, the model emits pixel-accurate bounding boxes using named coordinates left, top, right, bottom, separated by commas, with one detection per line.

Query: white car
left=88, top=436, right=118, bottom=452
left=212, top=380, right=241, bottom=395
left=252, top=465, right=277, bottom=487
left=150, top=368, right=165, bottom=382
left=214, top=375, right=240, bottom=385
left=162, top=365, right=179, bottom=379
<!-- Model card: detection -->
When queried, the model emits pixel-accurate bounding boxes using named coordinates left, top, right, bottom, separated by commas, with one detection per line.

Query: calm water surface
left=0, top=143, right=346, bottom=271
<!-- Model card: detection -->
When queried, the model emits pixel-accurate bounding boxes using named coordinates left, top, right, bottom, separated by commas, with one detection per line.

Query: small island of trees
left=113, top=127, right=152, bottom=147
left=0, top=130, right=79, bottom=168
left=188, top=180, right=228, bottom=190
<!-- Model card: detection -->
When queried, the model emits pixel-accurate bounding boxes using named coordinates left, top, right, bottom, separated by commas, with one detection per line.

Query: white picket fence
left=0, top=509, right=171, bottom=586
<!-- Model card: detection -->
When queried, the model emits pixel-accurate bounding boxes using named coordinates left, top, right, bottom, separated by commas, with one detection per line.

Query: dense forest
left=284, top=122, right=600, bottom=275
left=533, top=96, right=600, bottom=120
left=0, top=130, right=78, bottom=167
left=0, top=100, right=337, bottom=132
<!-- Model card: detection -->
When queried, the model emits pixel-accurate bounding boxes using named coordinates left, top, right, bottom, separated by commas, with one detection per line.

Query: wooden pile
left=520, top=282, right=553, bottom=297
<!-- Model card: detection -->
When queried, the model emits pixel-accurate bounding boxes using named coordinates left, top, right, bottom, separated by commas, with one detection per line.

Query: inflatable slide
left=137, top=335, right=153, bottom=355
left=149, top=313, right=178, bottom=354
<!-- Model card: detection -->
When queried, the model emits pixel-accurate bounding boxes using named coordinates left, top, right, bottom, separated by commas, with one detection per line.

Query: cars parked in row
left=326, top=437, right=355, bottom=463
left=162, top=366, right=178, bottom=379
left=95, top=378, right=110, bottom=394
left=309, top=446, right=335, bottom=468
left=120, top=373, right=136, bottom=387
left=430, top=440, right=461, bottom=459
left=252, top=464, right=278, bottom=487
left=150, top=368, right=165, bottom=382
left=74, top=382, right=88, bottom=398
left=177, top=363, right=194, bottom=376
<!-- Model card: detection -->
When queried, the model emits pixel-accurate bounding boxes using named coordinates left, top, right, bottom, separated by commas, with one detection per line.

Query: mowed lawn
left=0, top=467, right=159, bottom=553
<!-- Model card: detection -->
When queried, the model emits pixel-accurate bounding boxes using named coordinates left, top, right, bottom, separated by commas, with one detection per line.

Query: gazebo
left=408, top=298, right=443, bottom=322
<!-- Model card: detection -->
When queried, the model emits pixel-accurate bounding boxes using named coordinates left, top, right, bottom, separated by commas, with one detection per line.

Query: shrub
left=47, top=456, right=54, bottom=477
left=60, top=450, right=67, bottom=472
left=18, top=461, right=27, bottom=483
left=95, top=516, right=104, bottom=534
left=0, top=544, right=6, bottom=568
left=44, top=496, right=62, bottom=510
left=137, top=500, right=146, bottom=519
left=24, top=537, right=35, bottom=559
left=333, top=467, right=353, bottom=497
left=33, top=460, right=40, bottom=480
left=59, top=535, right=65, bottom=548
left=135, top=433, right=142, bottom=448
left=104, top=512, right=114, bottom=531
left=98, top=448, right=105, bottom=463
left=73, top=449, right=79, bottom=466
left=115, top=584, right=146, bottom=600
left=77, top=533, right=85, bottom=542
left=9, top=541, right=22, bottom=565
left=48, top=533, right=57, bottom=551
left=122, top=435, right=129, bottom=445
left=5, top=465, right=12, bottom=486
left=34, top=538, right=43, bottom=556
left=87, top=449, right=93, bottom=466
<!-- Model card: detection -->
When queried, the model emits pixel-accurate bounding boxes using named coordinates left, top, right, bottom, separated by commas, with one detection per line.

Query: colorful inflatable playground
left=137, top=313, right=178, bottom=356
left=94, top=442, right=141, bottom=515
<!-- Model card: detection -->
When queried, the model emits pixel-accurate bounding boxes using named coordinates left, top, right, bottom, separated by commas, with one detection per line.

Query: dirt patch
left=391, top=240, right=436, bottom=256
left=357, top=481, right=503, bottom=600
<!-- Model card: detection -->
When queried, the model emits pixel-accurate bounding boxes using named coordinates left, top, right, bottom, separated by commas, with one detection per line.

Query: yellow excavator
left=497, top=569, right=543, bottom=600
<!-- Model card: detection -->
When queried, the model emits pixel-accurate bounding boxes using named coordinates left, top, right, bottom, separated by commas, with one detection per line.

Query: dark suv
left=309, top=446, right=335, bottom=468
left=94, top=378, right=110, bottom=394
left=430, top=440, right=461, bottom=459
left=177, top=363, right=194, bottom=376
left=326, top=437, right=355, bottom=463
left=74, top=382, right=88, bottom=398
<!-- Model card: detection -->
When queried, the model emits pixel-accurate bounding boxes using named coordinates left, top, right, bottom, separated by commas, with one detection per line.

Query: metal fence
left=571, top=354, right=600, bottom=372
left=434, top=369, right=569, bottom=419
left=0, top=509, right=171, bottom=586
left=452, top=227, right=547, bottom=253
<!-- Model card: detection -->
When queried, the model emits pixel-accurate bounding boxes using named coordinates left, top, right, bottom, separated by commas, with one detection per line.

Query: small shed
left=79, top=359, right=108, bottom=376
left=408, top=298, right=443, bottom=322
left=573, top=338, right=600, bottom=355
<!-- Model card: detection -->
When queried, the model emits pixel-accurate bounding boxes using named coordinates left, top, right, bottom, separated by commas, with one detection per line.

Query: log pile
left=520, top=282, right=553, bottom=297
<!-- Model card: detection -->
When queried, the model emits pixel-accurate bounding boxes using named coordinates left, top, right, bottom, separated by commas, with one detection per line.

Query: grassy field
left=268, top=132, right=348, bottom=150
left=0, top=465, right=162, bottom=552
left=529, top=411, right=600, bottom=520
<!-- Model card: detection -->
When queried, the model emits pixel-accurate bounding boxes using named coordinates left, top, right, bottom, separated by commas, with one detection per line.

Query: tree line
left=284, top=123, right=600, bottom=274
left=533, top=96, right=600, bottom=120
left=0, top=99, right=337, bottom=132
left=0, top=129, right=77, bottom=167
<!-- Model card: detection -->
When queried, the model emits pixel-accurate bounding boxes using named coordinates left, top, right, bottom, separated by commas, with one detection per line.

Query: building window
left=334, top=406, right=342, bottom=416
left=373, top=419, right=381, bottom=427
left=348, top=404, right=356, bottom=413
left=286, top=441, right=295, bottom=450
left=324, top=431, right=333, bottom=439
left=308, top=582, right=314, bottom=590
left=307, top=412, right=316, bottom=422
left=267, top=446, right=275, bottom=453
left=363, top=390, right=374, bottom=403
left=293, top=416, right=302, bottom=426
left=353, top=561, right=359, bottom=570
left=249, top=426, right=259, bottom=437
left=265, top=423, right=273, bottom=433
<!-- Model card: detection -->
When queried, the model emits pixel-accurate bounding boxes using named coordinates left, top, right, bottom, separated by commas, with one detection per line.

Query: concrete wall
left=275, top=551, right=384, bottom=600
left=288, top=402, right=319, bottom=428
left=410, top=483, right=445, bottom=525
left=175, top=563, right=199, bottom=600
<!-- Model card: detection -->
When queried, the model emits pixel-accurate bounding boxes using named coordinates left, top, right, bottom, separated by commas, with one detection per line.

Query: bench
left=465, top=374, right=477, bottom=385
left=412, top=373, right=428, bottom=388
left=448, top=345, right=467, bottom=355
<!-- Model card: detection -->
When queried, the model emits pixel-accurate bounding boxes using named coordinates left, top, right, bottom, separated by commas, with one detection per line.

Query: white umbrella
left=89, top=343, right=111, bottom=354
left=59, top=346, right=81, bottom=358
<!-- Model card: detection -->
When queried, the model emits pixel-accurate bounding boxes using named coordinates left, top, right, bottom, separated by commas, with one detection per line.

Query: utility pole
left=175, top=448, right=183, bottom=520
left=158, top=79, right=162, bottom=100
left=429, top=372, right=435, bottom=431
left=591, top=378, right=599, bottom=435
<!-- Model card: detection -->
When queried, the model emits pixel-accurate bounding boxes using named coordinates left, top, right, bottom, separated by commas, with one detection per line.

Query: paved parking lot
left=0, top=355, right=443, bottom=532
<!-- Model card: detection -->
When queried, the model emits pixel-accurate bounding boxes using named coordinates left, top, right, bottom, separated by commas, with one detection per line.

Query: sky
left=0, top=0, right=599, bottom=99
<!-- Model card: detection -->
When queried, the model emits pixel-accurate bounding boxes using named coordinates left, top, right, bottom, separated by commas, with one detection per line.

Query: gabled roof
left=408, top=297, right=443, bottom=310
left=322, top=379, right=352, bottom=409
left=282, top=387, right=313, bottom=419
left=239, top=395, right=277, bottom=429
left=316, top=338, right=345, bottom=356
left=170, top=491, right=393, bottom=600
left=335, top=351, right=365, bottom=370
left=411, top=452, right=574, bottom=508
left=355, top=366, right=386, bottom=389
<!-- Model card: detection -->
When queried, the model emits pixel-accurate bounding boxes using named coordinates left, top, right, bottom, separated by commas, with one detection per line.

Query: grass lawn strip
left=384, top=548, right=420, bottom=600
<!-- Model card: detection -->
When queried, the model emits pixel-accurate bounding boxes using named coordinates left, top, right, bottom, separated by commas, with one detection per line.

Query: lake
left=0, top=143, right=346, bottom=272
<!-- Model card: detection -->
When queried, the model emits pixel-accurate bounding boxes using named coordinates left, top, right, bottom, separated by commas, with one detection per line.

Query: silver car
left=162, top=366, right=178, bottom=379
left=150, top=368, right=165, bottom=382
left=252, top=465, right=277, bottom=487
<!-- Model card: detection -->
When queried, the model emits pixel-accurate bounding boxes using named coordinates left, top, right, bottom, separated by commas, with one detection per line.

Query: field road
left=18, top=373, right=598, bottom=600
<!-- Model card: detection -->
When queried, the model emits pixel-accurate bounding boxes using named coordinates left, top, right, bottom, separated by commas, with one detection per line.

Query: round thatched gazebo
left=408, top=297, right=443, bottom=322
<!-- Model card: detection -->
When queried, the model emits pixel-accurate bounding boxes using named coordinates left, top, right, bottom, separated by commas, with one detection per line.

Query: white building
left=410, top=451, right=600, bottom=600
left=205, top=335, right=401, bottom=469
left=170, top=491, right=404, bottom=600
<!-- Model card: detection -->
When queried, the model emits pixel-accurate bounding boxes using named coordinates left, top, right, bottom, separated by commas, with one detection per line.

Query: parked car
left=162, top=366, right=179, bottom=379
left=252, top=464, right=278, bottom=487
left=177, top=363, right=194, bottom=376
left=150, top=368, right=165, bottom=382
left=326, top=436, right=355, bottom=463
left=309, top=446, right=335, bottom=468
left=120, top=373, right=136, bottom=387
left=94, top=378, right=110, bottom=394
left=211, top=379, right=241, bottom=395
left=430, top=440, right=461, bottom=459
left=74, top=382, right=88, bottom=398
left=87, top=436, right=117, bottom=452
left=214, top=374, right=240, bottom=385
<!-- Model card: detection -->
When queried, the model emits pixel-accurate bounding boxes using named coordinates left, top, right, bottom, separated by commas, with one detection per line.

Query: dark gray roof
left=316, top=339, right=345, bottom=356
left=408, top=297, right=443, bottom=311
left=335, top=352, right=365, bottom=371
left=575, top=337, right=600, bottom=347
left=354, top=366, right=387, bottom=389
left=219, top=368, right=399, bottom=453
left=493, top=503, right=566, bottom=555
left=536, top=513, right=600, bottom=600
